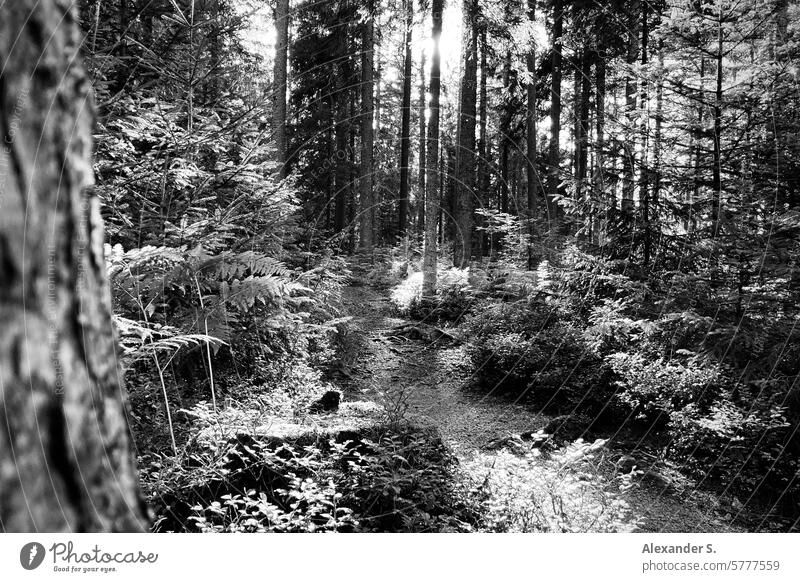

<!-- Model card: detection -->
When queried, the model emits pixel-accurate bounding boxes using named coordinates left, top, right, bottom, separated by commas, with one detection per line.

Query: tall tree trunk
left=511, top=152, right=519, bottom=214
left=439, top=143, right=446, bottom=246
left=622, top=0, right=640, bottom=214
left=333, top=6, right=350, bottom=233
left=326, top=122, right=335, bottom=230
left=711, top=5, right=723, bottom=239
left=594, top=44, right=606, bottom=244
left=577, top=51, right=591, bottom=201
left=547, top=0, right=563, bottom=226
left=691, top=57, right=705, bottom=234
left=444, top=144, right=457, bottom=242
left=771, top=0, right=789, bottom=205
left=273, top=0, right=290, bottom=178
left=359, top=0, right=375, bottom=250
left=572, top=56, right=581, bottom=182
left=526, top=1, right=539, bottom=269
left=423, top=0, right=444, bottom=297
left=398, top=0, right=413, bottom=238
left=453, top=0, right=478, bottom=268
left=417, top=50, right=427, bottom=232
left=476, top=27, right=489, bottom=261
left=500, top=51, right=512, bottom=214
left=640, top=1, right=651, bottom=265
left=349, top=93, right=359, bottom=249
left=653, top=40, right=664, bottom=259
left=0, top=0, right=147, bottom=532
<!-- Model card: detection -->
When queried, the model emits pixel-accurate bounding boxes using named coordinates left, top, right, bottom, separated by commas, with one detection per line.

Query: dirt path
left=339, top=284, right=542, bottom=456
left=338, top=283, right=743, bottom=533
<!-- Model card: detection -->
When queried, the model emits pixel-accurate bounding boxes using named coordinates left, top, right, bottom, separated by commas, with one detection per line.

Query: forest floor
left=336, top=281, right=744, bottom=533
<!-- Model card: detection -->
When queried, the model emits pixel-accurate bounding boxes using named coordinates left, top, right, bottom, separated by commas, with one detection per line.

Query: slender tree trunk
left=641, top=1, right=651, bottom=265
left=476, top=27, right=489, bottom=261
left=273, top=0, right=290, bottom=178
left=653, top=40, right=664, bottom=258
left=186, top=0, right=195, bottom=136
left=500, top=51, right=512, bottom=214
left=417, top=50, right=427, bottom=232
left=622, top=0, right=640, bottom=214
left=547, top=0, right=563, bottom=226
left=349, top=93, right=359, bottom=248
left=333, top=6, right=350, bottom=233
left=526, top=1, right=539, bottom=270
left=594, top=45, right=606, bottom=244
left=0, top=0, right=147, bottom=532
left=439, top=143, right=446, bottom=246
left=511, top=152, right=519, bottom=214
left=423, top=0, right=444, bottom=297
left=453, top=0, right=478, bottom=268
left=577, top=51, right=590, bottom=201
left=444, top=144, right=457, bottom=242
left=326, top=122, right=334, bottom=229
left=573, top=56, right=581, bottom=182
left=691, top=57, right=706, bottom=234
left=711, top=6, right=723, bottom=239
left=359, top=0, right=375, bottom=249
left=771, top=0, right=789, bottom=206
left=398, top=0, right=414, bottom=238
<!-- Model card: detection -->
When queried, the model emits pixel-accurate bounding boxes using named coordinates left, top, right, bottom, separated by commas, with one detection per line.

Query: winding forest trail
left=338, top=281, right=744, bottom=533
left=339, top=283, right=542, bottom=456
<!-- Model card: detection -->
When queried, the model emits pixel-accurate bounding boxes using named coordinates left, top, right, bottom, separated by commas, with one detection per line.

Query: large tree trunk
left=333, top=5, right=350, bottom=233
left=476, top=26, right=489, bottom=261
left=273, top=0, right=290, bottom=178
left=359, top=0, right=375, bottom=249
left=422, top=0, right=444, bottom=298
left=417, top=50, right=427, bottom=232
left=398, top=0, right=414, bottom=238
left=453, top=0, right=478, bottom=268
left=0, top=0, right=147, bottom=532
left=547, top=0, right=563, bottom=227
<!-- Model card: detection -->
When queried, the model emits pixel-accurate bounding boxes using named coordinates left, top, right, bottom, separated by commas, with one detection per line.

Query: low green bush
left=668, top=394, right=797, bottom=517
left=143, top=419, right=479, bottom=533
left=607, top=351, right=724, bottom=426
left=391, top=267, right=482, bottom=323
left=466, top=439, right=641, bottom=532
left=462, top=299, right=611, bottom=412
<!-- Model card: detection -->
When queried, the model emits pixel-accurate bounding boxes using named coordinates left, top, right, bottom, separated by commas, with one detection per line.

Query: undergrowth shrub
left=608, top=352, right=724, bottom=426
left=462, top=299, right=611, bottom=412
left=467, top=439, right=641, bottom=532
left=391, top=267, right=481, bottom=323
left=143, top=415, right=479, bottom=533
left=668, top=395, right=797, bottom=517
